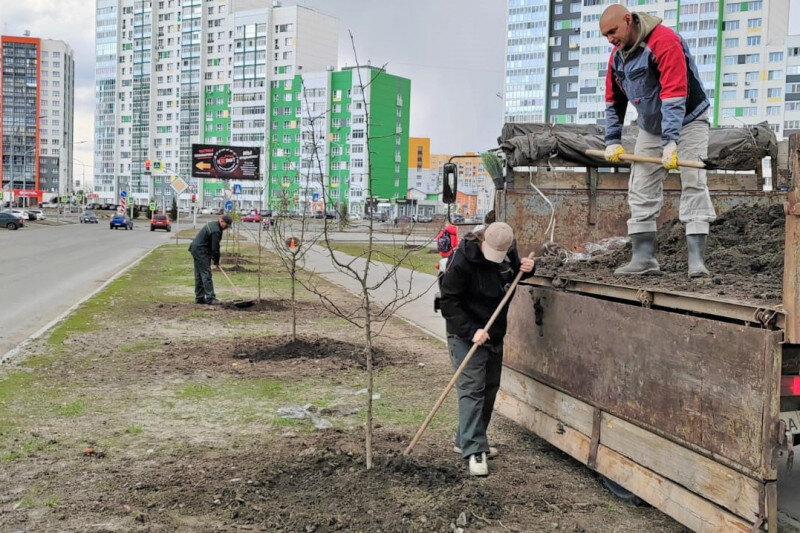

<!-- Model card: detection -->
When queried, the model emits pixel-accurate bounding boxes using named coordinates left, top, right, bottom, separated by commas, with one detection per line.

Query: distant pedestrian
left=189, top=215, right=232, bottom=305
left=436, top=224, right=459, bottom=259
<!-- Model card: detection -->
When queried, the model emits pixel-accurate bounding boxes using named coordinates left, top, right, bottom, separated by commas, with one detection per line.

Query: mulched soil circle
left=232, top=335, right=390, bottom=369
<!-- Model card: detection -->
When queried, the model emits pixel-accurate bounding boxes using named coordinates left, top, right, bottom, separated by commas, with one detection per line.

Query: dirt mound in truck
left=536, top=204, right=785, bottom=305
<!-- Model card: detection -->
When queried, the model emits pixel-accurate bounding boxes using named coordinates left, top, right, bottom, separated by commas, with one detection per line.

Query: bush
left=169, top=198, right=178, bottom=221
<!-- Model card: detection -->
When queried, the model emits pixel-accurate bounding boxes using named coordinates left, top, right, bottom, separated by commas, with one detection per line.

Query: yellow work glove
left=604, top=144, right=625, bottom=164
left=661, top=141, right=678, bottom=170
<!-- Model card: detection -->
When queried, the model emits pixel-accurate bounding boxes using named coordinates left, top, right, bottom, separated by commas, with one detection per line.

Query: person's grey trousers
left=627, top=111, right=716, bottom=235
left=192, top=252, right=216, bottom=302
left=447, top=334, right=503, bottom=459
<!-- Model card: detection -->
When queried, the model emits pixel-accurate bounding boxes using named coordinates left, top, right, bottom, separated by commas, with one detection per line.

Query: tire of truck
left=600, top=476, right=646, bottom=506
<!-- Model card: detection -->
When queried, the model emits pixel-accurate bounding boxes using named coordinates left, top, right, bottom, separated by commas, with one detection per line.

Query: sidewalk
left=300, top=244, right=447, bottom=342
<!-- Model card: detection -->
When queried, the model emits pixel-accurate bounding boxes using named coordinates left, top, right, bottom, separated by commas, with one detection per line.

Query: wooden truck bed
left=495, top=136, right=799, bottom=531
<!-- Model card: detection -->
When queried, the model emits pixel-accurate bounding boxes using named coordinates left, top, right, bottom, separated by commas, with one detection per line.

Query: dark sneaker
left=206, top=298, right=223, bottom=305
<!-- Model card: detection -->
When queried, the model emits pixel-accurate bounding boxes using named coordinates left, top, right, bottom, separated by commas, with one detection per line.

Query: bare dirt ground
left=0, top=244, right=686, bottom=532
left=536, top=204, right=784, bottom=306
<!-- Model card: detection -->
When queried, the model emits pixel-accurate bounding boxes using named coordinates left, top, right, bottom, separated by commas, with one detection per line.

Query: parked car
left=6, top=208, right=35, bottom=221
left=199, top=207, right=213, bottom=215
left=0, top=211, right=24, bottom=230
left=394, top=215, right=413, bottom=225
left=313, top=211, right=336, bottom=219
left=451, top=214, right=465, bottom=224
left=413, top=214, right=433, bottom=223
left=150, top=213, right=172, bottom=232
left=80, top=210, right=99, bottom=223
left=348, top=213, right=361, bottom=221
left=27, top=209, right=46, bottom=220
left=110, top=213, right=134, bottom=230
left=242, top=212, right=262, bottom=223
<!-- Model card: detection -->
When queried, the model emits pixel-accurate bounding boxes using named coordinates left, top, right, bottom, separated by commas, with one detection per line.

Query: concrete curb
left=0, top=246, right=160, bottom=367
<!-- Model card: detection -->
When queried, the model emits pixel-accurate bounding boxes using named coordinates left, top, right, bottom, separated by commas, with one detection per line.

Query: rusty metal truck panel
left=505, top=285, right=782, bottom=479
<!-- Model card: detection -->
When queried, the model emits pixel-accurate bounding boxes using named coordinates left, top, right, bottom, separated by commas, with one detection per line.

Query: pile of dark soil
left=536, top=204, right=785, bottom=305
left=96, top=425, right=683, bottom=532
left=233, top=336, right=390, bottom=369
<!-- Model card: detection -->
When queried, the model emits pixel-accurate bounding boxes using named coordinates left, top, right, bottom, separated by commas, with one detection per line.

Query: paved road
left=0, top=221, right=172, bottom=358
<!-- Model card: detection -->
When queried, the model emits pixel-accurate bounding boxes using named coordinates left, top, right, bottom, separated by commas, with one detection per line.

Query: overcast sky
left=1, top=0, right=799, bottom=179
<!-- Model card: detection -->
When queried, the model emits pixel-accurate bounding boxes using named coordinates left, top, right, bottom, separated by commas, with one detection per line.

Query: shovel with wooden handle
left=403, top=252, right=535, bottom=456
left=217, top=265, right=254, bottom=309
left=584, top=149, right=706, bottom=169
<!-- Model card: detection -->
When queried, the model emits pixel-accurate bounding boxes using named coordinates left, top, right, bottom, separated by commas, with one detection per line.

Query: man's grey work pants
left=192, top=252, right=216, bottom=302
left=448, top=334, right=503, bottom=459
left=627, top=112, right=716, bottom=235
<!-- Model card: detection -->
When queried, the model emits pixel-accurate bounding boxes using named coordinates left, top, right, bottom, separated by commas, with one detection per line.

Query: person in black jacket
left=189, top=215, right=232, bottom=305
left=440, top=222, right=534, bottom=476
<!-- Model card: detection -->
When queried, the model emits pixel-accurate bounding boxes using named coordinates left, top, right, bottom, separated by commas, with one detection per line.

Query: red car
left=242, top=213, right=262, bottom=223
left=150, top=214, right=172, bottom=232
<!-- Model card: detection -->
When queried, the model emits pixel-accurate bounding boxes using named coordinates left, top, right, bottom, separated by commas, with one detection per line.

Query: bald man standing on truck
left=600, top=4, right=716, bottom=278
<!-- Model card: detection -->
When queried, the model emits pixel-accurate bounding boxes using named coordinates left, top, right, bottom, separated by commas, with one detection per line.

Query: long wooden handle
left=585, top=149, right=706, bottom=169
left=403, top=252, right=535, bottom=456
left=218, top=265, right=243, bottom=300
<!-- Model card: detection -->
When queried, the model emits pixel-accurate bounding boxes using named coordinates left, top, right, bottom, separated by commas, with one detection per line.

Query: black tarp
left=498, top=122, right=777, bottom=170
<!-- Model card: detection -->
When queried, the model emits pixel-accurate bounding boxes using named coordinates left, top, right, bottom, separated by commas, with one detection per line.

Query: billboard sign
left=192, top=144, right=260, bottom=180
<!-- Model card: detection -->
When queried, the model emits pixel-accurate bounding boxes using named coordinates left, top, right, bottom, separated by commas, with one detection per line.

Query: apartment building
left=1, top=35, right=75, bottom=204
left=505, top=0, right=794, bottom=139
left=267, top=66, right=411, bottom=218
left=784, top=35, right=800, bottom=138
left=405, top=137, right=440, bottom=217
left=93, top=0, right=337, bottom=209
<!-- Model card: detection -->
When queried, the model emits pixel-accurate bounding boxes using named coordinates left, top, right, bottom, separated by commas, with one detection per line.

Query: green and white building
left=267, top=66, right=411, bottom=217
left=94, top=0, right=338, bottom=208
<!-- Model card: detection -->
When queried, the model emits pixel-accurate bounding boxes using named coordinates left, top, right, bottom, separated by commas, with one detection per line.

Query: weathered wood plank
left=500, top=366, right=594, bottom=436
left=783, top=132, right=800, bottom=343
left=595, top=445, right=754, bottom=533
left=600, top=412, right=762, bottom=523
left=495, top=391, right=590, bottom=464
left=497, top=386, right=757, bottom=532
left=504, top=286, right=782, bottom=477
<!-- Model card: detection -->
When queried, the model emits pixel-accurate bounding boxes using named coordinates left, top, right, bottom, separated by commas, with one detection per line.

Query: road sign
left=60, top=195, right=69, bottom=203
left=170, top=177, right=189, bottom=195
left=149, top=202, right=157, bottom=211
left=120, top=190, right=128, bottom=198
left=224, top=200, right=233, bottom=211
left=312, top=192, right=320, bottom=201
left=233, top=184, right=242, bottom=195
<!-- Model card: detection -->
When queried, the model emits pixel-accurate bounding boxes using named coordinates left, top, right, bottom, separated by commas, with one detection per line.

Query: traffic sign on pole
left=233, top=184, right=242, bottom=195
left=120, top=190, right=128, bottom=198
left=224, top=200, right=233, bottom=212
left=149, top=201, right=157, bottom=211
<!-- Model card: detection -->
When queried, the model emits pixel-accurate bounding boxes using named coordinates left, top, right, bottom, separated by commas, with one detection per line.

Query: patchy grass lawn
left=327, top=242, right=440, bottom=276
left=0, top=240, right=683, bottom=533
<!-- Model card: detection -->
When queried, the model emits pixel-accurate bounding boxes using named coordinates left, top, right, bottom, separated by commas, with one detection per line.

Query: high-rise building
left=505, top=1, right=793, bottom=139
left=93, top=1, right=338, bottom=209
left=784, top=35, right=800, bottom=138
left=267, top=66, right=411, bottom=217
left=1, top=35, right=75, bottom=205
